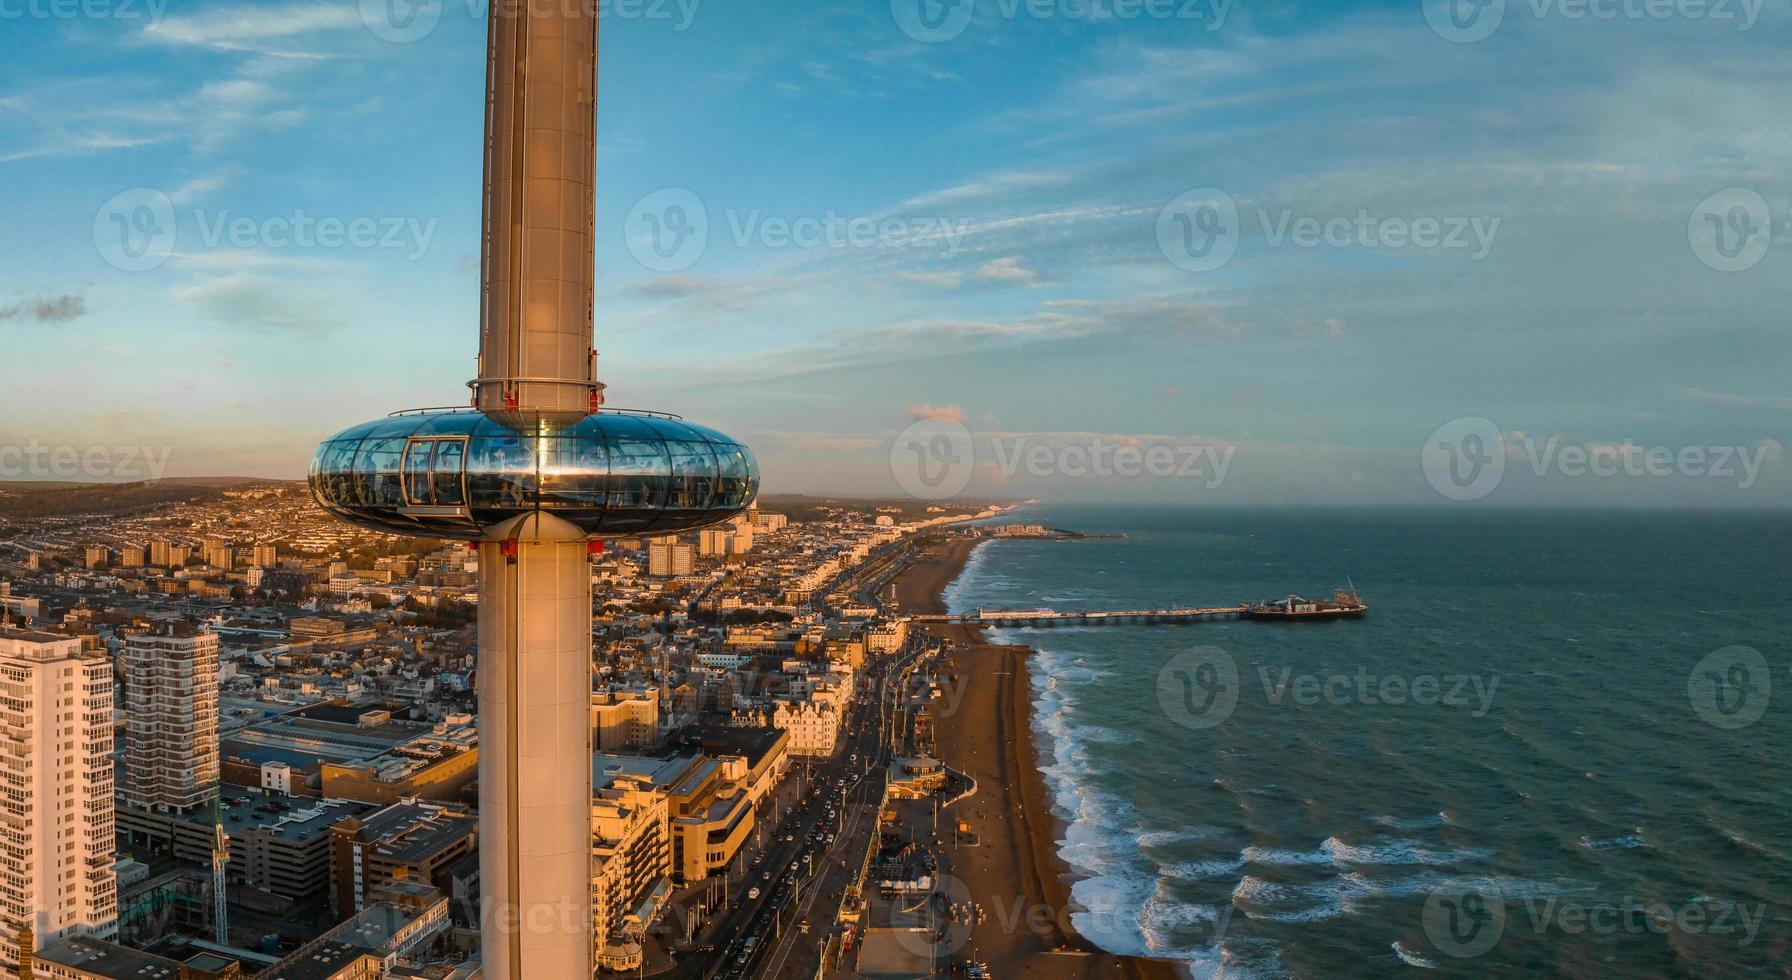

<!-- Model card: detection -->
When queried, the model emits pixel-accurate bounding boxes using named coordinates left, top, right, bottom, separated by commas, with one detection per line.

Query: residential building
left=646, top=538, right=694, bottom=578
left=121, top=624, right=220, bottom=814
left=771, top=700, right=842, bottom=758
left=0, top=630, right=118, bottom=978
left=330, top=800, right=477, bottom=916
left=589, top=770, right=672, bottom=972
left=591, top=689, right=660, bottom=753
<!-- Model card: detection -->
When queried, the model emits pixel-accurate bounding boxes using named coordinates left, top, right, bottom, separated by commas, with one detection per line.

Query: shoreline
left=892, top=534, right=1182, bottom=980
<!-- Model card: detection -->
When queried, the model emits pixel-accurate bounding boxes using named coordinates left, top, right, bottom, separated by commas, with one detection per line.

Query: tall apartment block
left=120, top=625, right=220, bottom=814
left=648, top=539, right=694, bottom=578
left=148, top=540, right=191, bottom=569
left=0, top=629, right=118, bottom=976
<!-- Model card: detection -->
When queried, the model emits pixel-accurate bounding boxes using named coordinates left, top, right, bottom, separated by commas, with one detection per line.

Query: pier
left=913, top=606, right=1249, bottom=627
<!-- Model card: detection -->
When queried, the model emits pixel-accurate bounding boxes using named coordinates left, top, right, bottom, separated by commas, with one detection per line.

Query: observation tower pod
left=307, top=2, right=757, bottom=976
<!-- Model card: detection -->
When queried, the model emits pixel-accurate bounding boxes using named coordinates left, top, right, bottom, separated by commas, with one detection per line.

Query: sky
left=2, top=0, right=1790, bottom=506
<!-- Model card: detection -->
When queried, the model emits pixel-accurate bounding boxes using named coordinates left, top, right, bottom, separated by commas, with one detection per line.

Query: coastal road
left=700, top=634, right=933, bottom=979
left=748, top=635, right=935, bottom=978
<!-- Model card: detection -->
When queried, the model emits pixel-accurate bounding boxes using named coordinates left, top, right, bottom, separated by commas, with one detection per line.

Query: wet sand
left=893, top=536, right=1182, bottom=980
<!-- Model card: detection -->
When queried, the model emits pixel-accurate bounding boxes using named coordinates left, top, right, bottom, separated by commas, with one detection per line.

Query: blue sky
left=2, top=0, right=1790, bottom=505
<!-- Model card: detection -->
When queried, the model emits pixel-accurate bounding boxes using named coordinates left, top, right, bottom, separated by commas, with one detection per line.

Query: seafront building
left=0, top=629, right=118, bottom=978
left=120, top=624, right=221, bottom=814
left=590, top=771, right=673, bottom=972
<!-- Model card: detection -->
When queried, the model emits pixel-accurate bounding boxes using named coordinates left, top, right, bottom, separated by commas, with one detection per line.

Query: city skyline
left=5, top=0, right=1790, bottom=505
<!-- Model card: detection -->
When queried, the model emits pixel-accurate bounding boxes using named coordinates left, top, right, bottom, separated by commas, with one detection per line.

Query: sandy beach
left=892, top=536, right=1183, bottom=980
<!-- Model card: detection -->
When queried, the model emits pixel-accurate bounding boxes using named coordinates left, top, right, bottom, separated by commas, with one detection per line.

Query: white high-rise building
left=0, top=629, right=118, bottom=976
left=121, top=626, right=220, bottom=814
left=647, top=538, right=694, bottom=578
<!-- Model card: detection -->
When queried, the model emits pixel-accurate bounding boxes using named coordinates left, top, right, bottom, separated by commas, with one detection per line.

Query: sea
left=940, top=505, right=1791, bottom=978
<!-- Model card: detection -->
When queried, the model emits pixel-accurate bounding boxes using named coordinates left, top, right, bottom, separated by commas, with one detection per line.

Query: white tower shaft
left=477, top=524, right=593, bottom=979
left=472, top=0, right=600, bottom=975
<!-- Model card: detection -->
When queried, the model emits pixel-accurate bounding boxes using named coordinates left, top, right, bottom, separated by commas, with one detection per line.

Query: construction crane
left=210, top=795, right=229, bottom=945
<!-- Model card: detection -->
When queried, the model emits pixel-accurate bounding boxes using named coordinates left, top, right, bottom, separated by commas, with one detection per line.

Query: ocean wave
left=1164, top=858, right=1246, bottom=880
left=1391, top=941, right=1438, bottom=969
left=1232, top=870, right=1584, bottom=927
left=1138, top=827, right=1226, bottom=848
left=1238, top=836, right=1492, bottom=870
left=1068, top=875, right=1167, bottom=959
left=1322, top=837, right=1495, bottom=867
left=1718, top=827, right=1786, bottom=861
left=1371, top=812, right=1448, bottom=830
left=941, top=539, right=995, bottom=614
left=1074, top=724, right=1139, bottom=745
left=1139, top=893, right=1225, bottom=946
left=1241, top=845, right=1332, bottom=867
left=1229, top=876, right=1344, bottom=923
left=1576, top=832, right=1649, bottom=852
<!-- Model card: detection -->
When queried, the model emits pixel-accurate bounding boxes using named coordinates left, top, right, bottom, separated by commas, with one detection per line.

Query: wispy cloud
left=172, top=274, right=345, bottom=332
left=0, top=295, right=89, bottom=324
left=1679, top=388, right=1792, bottom=412
left=896, top=170, right=1078, bottom=211
left=979, top=256, right=1036, bottom=283
left=141, top=2, right=363, bottom=58
left=0, top=133, right=165, bottom=165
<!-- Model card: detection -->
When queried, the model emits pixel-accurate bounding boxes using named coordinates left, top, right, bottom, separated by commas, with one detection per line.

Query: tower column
left=477, top=519, right=592, bottom=980
left=477, top=0, right=601, bottom=416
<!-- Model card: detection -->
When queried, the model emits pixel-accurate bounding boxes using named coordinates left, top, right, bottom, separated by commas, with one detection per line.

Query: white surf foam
left=1392, top=941, right=1439, bottom=969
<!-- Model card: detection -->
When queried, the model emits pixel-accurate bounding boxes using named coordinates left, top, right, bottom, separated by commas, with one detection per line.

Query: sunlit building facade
left=0, top=630, right=117, bottom=977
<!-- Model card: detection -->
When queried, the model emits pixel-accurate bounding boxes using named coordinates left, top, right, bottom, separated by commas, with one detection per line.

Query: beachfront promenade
left=914, top=605, right=1249, bottom=627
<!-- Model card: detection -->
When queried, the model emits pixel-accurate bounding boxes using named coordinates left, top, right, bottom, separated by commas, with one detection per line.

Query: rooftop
left=214, top=786, right=372, bottom=843
left=0, top=626, right=72, bottom=644
left=34, top=937, right=186, bottom=978
left=592, top=750, right=707, bottom=794
left=349, top=800, right=476, bottom=863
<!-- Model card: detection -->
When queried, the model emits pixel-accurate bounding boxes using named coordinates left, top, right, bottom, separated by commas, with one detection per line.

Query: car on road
left=747, top=887, right=760, bottom=900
